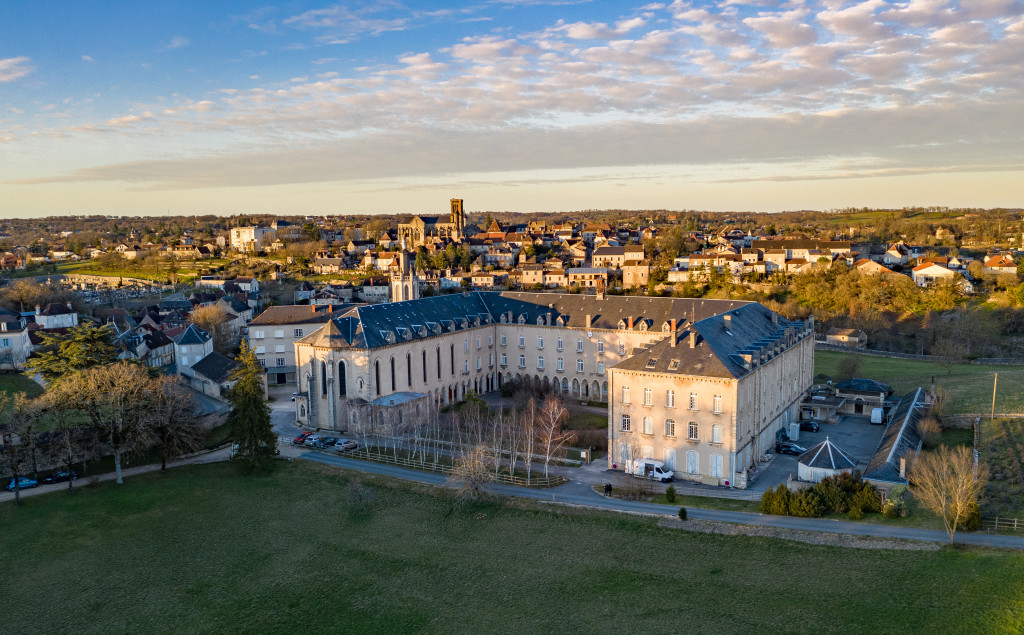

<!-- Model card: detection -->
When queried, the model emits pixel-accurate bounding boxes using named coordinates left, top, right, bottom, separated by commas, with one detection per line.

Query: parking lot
left=749, top=415, right=887, bottom=494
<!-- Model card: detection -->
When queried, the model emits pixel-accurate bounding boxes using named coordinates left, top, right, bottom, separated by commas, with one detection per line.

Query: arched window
left=436, top=346, right=441, bottom=379
left=422, top=350, right=427, bottom=383
left=390, top=357, right=396, bottom=392
left=407, top=353, right=412, bottom=387
left=320, top=360, right=327, bottom=396
left=450, top=344, right=455, bottom=376
left=338, top=361, right=347, bottom=397
left=374, top=360, right=381, bottom=396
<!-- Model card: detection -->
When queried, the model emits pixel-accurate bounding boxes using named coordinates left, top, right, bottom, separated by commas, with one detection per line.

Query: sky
left=1, top=0, right=1022, bottom=218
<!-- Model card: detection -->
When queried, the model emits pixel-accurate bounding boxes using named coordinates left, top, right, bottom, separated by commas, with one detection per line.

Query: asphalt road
left=302, top=451, right=1024, bottom=550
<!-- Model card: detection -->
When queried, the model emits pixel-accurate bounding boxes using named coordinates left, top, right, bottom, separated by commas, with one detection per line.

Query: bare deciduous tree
left=911, top=445, right=987, bottom=544
left=37, top=388, right=84, bottom=493
left=67, top=362, right=157, bottom=484
left=188, top=304, right=230, bottom=353
left=448, top=444, right=492, bottom=500
left=537, top=395, right=575, bottom=478
left=151, top=376, right=206, bottom=472
left=0, top=393, right=42, bottom=505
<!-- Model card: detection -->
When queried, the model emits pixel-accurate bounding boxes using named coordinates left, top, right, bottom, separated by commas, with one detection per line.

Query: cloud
left=82, top=55, right=94, bottom=62
left=0, top=57, right=34, bottom=82
left=166, top=36, right=190, bottom=50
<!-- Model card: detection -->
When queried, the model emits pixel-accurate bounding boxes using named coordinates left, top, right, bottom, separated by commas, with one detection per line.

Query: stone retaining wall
left=814, top=342, right=1024, bottom=366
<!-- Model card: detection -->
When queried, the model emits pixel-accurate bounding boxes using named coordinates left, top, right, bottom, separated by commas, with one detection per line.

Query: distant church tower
left=450, top=198, right=465, bottom=240
left=390, top=249, right=419, bottom=303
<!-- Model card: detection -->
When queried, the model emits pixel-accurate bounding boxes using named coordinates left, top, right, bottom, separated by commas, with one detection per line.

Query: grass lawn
left=814, top=351, right=1022, bottom=414
left=2, top=462, right=1023, bottom=634
left=0, top=372, right=43, bottom=399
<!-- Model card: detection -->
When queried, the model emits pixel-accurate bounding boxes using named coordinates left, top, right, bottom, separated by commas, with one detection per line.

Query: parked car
left=293, top=431, right=313, bottom=445
left=775, top=442, right=807, bottom=456
left=799, top=421, right=820, bottom=433
left=42, top=470, right=79, bottom=484
left=335, top=439, right=358, bottom=452
left=6, top=477, right=38, bottom=491
left=291, top=392, right=299, bottom=401
left=629, top=458, right=674, bottom=482
left=312, top=436, right=337, bottom=449
left=306, top=435, right=323, bottom=447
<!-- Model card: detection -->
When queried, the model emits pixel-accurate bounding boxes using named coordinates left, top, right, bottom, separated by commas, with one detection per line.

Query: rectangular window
left=501, top=353, right=507, bottom=366
left=665, top=419, right=676, bottom=437
left=477, top=357, right=482, bottom=371
left=577, top=339, right=584, bottom=352
left=712, top=424, right=723, bottom=444
left=519, top=335, right=525, bottom=348
left=274, top=330, right=284, bottom=338
left=519, top=355, right=526, bottom=368
left=258, top=358, right=266, bottom=368
left=464, top=339, right=469, bottom=352
left=274, top=345, right=285, bottom=353
left=688, top=421, right=698, bottom=441
left=489, top=353, right=493, bottom=367
left=597, top=341, right=604, bottom=353
left=488, top=335, right=493, bottom=347
left=689, top=393, right=698, bottom=410
left=275, top=357, right=285, bottom=367
left=293, top=328, right=303, bottom=337
left=501, top=334, right=506, bottom=346
left=597, top=362, right=604, bottom=375
left=557, top=357, right=564, bottom=371
left=667, top=390, right=675, bottom=408
left=576, top=359, right=584, bottom=373
left=621, top=414, right=631, bottom=432
left=687, top=451, right=699, bottom=475
left=464, top=360, right=469, bottom=373
left=476, top=336, right=481, bottom=350
left=252, top=330, right=264, bottom=339
left=557, top=337, right=563, bottom=351
left=713, top=394, right=723, bottom=414
left=618, top=342, right=625, bottom=355
left=538, top=356, right=544, bottom=370
left=643, top=416, right=652, bottom=435
left=622, top=386, right=630, bottom=403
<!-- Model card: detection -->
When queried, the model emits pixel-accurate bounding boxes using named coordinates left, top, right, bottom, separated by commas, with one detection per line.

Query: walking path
left=302, top=451, right=1024, bottom=550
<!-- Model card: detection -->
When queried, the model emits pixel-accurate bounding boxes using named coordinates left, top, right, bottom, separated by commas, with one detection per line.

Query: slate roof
left=40, top=302, right=75, bottom=315
left=174, top=323, right=210, bottom=346
left=798, top=437, right=857, bottom=470
left=612, top=303, right=807, bottom=379
left=835, top=378, right=891, bottom=394
left=190, top=352, right=239, bottom=383
left=864, top=388, right=927, bottom=483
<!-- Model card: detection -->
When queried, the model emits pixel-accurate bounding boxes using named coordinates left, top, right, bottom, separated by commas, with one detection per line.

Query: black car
left=775, top=442, right=806, bottom=456
left=799, top=421, right=820, bottom=433
left=42, top=470, right=79, bottom=484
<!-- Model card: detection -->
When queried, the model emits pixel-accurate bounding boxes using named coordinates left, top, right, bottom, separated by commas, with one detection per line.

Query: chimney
left=67, top=301, right=73, bottom=311
left=899, top=457, right=907, bottom=480
left=35, top=305, right=41, bottom=316
left=772, top=312, right=778, bottom=324
left=627, top=316, right=634, bottom=330
left=723, top=313, right=731, bottom=325
left=585, top=314, right=592, bottom=329
left=670, top=320, right=677, bottom=347
left=596, top=291, right=605, bottom=300
left=689, top=331, right=697, bottom=348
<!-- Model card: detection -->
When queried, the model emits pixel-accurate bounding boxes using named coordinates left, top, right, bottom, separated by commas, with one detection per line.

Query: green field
left=2, top=461, right=1023, bottom=633
left=814, top=351, right=1023, bottom=415
left=0, top=372, right=43, bottom=399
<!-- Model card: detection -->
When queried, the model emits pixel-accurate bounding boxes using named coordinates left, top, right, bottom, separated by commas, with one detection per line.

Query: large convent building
left=290, top=292, right=814, bottom=489
left=397, top=198, right=466, bottom=247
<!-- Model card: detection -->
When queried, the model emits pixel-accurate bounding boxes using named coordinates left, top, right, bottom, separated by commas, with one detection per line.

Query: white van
left=870, top=408, right=885, bottom=424
left=630, top=458, right=674, bottom=482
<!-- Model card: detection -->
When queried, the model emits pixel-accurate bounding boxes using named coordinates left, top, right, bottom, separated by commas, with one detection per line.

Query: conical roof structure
left=797, top=436, right=856, bottom=470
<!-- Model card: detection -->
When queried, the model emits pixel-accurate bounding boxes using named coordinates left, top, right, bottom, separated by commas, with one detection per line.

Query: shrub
left=664, top=485, right=677, bottom=504
left=678, top=507, right=687, bottom=521
left=789, top=490, right=825, bottom=518
left=961, top=502, right=981, bottom=532
left=848, top=505, right=863, bottom=520
left=760, top=484, right=791, bottom=516
left=852, top=484, right=882, bottom=514
left=881, top=500, right=900, bottom=519
left=812, top=479, right=848, bottom=514
left=916, top=416, right=942, bottom=449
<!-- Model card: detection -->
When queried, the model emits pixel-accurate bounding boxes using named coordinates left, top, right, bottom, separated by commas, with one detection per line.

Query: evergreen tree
left=227, top=342, right=276, bottom=472
left=28, top=323, right=118, bottom=384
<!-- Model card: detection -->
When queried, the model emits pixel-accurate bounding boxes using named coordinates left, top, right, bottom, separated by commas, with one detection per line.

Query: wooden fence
left=982, top=516, right=1024, bottom=531
left=347, top=448, right=564, bottom=488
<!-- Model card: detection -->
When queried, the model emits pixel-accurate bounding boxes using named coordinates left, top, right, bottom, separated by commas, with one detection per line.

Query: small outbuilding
left=797, top=437, right=857, bottom=483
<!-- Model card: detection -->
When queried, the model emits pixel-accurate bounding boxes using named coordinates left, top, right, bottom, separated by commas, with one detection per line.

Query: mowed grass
left=3, top=462, right=1024, bottom=634
left=815, top=351, right=1024, bottom=414
left=0, top=372, right=43, bottom=399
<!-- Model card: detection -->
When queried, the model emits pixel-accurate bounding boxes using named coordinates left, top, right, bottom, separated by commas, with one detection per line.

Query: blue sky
left=2, top=0, right=1022, bottom=217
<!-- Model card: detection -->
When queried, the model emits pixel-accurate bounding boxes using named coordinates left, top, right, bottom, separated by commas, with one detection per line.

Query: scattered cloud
left=81, top=55, right=94, bottom=62
left=166, top=36, right=190, bottom=50
left=0, top=57, right=34, bottom=82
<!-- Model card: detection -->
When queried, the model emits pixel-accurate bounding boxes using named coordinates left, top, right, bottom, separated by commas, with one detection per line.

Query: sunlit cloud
left=0, top=56, right=35, bottom=82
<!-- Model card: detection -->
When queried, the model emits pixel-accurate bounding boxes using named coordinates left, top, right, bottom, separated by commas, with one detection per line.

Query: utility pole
left=991, top=373, right=998, bottom=423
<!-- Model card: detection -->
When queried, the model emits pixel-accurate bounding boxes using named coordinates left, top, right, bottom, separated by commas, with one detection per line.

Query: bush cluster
left=759, top=472, right=882, bottom=520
